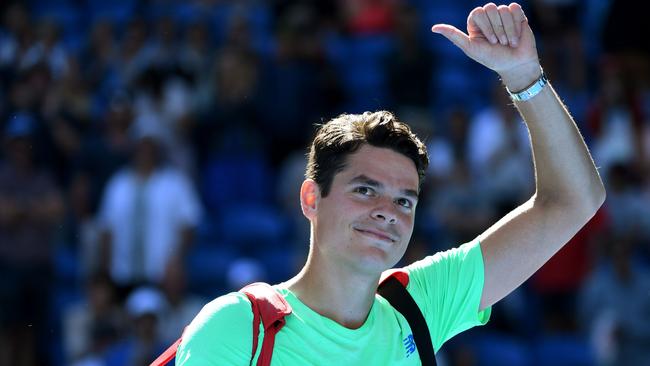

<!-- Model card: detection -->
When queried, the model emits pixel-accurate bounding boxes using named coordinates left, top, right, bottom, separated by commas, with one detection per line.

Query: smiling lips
left=354, top=227, right=398, bottom=243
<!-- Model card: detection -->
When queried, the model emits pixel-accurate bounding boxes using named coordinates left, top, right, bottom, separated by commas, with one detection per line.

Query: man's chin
left=351, top=246, right=403, bottom=275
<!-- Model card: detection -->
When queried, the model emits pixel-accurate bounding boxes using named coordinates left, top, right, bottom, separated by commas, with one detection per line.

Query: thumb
left=431, top=24, right=470, bottom=52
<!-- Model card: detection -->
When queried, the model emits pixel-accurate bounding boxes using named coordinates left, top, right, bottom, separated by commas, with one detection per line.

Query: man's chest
left=263, top=312, right=424, bottom=365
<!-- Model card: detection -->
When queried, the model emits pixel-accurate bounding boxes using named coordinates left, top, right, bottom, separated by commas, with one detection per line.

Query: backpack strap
left=149, top=333, right=184, bottom=366
left=378, top=269, right=437, bottom=366
left=241, top=282, right=292, bottom=366
left=149, top=283, right=292, bottom=366
left=151, top=275, right=430, bottom=366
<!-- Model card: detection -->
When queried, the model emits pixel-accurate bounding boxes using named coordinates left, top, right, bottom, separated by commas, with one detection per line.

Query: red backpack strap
left=241, top=282, right=292, bottom=366
left=149, top=328, right=186, bottom=366
left=379, top=268, right=410, bottom=287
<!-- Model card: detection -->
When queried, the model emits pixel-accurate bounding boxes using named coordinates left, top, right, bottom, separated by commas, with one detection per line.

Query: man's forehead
left=339, top=146, right=419, bottom=192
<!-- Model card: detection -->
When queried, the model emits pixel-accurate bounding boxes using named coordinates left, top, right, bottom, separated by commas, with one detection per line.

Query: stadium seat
left=532, top=334, right=595, bottom=366
left=201, top=154, right=274, bottom=213
left=472, top=333, right=532, bottom=366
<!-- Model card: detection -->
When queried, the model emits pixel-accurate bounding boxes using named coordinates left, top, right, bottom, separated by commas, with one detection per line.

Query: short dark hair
left=306, top=111, right=428, bottom=197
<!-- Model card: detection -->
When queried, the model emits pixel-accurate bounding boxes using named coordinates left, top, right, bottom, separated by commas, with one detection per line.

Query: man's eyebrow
left=348, top=174, right=419, bottom=199
left=348, top=174, right=382, bottom=188
left=402, top=188, right=419, bottom=200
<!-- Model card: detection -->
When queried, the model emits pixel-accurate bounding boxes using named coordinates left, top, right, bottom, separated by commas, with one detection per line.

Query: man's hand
left=432, top=2, right=541, bottom=91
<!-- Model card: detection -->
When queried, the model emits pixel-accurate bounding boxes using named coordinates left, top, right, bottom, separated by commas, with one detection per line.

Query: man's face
left=312, top=144, right=419, bottom=275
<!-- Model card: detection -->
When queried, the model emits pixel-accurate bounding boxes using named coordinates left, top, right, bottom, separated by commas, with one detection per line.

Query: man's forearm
left=504, top=68, right=606, bottom=213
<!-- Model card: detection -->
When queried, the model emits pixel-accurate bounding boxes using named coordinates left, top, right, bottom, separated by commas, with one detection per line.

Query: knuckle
left=484, top=3, right=498, bottom=11
left=470, top=6, right=485, bottom=16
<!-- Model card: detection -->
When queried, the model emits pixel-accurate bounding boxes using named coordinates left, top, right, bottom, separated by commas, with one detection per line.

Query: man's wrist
left=507, top=73, right=547, bottom=102
left=499, top=61, right=543, bottom=92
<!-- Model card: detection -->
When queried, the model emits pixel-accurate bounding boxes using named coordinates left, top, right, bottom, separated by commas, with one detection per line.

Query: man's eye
left=396, top=198, right=413, bottom=209
left=355, top=186, right=374, bottom=196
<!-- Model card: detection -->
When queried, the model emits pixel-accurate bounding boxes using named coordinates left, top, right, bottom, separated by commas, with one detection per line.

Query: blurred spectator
left=425, top=107, right=470, bottom=184
left=425, top=157, right=495, bottom=247
left=467, top=83, right=534, bottom=208
left=0, top=113, right=64, bottom=366
left=97, top=122, right=202, bottom=298
left=528, top=0, right=586, bottom=91
left=22, top=20, right=70, bottom=80
left=43, top=57, right=92, bottom=124
left=194, top=46, right=264, bottom=163
left=603, top=163, right=650, bottom=242
left=258, top=3, right=343, bottom=163
left=132, top=67, right=196, bottom=173
left=62, top=172, right=104, bottom=278
left=531, top=208, right=609, bottom=335
left=386, top=3, right=435, bottom=114
left=588, top=60, right=646, bottom=176
left=114, top=18, right=150, bottom=88
left=423, top=108, right=491, bottom=250
left=63, top=272, right=125, bottom=364
left=157, top=258, right=204, bottom=344
left=104, top=287, right=167, bottom=366
left=146, top=16, right=180, bottom=70
left=8, top=61, right=53, bottom=117
left=80, top=20, right=119, bottom=102
left=579, top=234, right=650, bottom=365
left=276, top=150, right=310, bottom=266
left=341, top=0, right=396, bottom=35
left=42, top=58, right=95, bottom=185
left=178, top=20, right=213, bottom=85
left=601, top=0, right=650, bottom=90
left=79, top=90, right=134, bottom=197
left=0, top=3, right=37, bottom=74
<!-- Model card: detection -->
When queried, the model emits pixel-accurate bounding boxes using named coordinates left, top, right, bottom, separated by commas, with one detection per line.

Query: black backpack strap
left=378, top=271, right=437, bottom=366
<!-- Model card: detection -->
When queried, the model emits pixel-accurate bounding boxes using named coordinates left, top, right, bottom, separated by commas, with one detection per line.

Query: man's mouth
left=353, top=227, right=397, bottom=243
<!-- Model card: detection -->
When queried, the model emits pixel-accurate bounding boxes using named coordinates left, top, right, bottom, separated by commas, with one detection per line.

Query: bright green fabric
left=176, top=240, right=490, bottom=365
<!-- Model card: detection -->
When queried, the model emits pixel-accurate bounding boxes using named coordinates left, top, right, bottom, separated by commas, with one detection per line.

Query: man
left=176, top=3, right=606, bottom=364
left=98, top=119, right=202, bottom=298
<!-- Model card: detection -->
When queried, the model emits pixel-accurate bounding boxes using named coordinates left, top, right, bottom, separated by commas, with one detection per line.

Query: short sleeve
left=404, top=240, right=491, bottom=351
left=176, top=292, right=254, bottom=365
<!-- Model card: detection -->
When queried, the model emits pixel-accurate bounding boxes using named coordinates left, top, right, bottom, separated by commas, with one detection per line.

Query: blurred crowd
left=0, top=0, right=649, bottom=365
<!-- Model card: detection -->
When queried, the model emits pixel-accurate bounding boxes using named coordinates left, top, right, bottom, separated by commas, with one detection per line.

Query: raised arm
left=432, top=2, right=606, bottom=310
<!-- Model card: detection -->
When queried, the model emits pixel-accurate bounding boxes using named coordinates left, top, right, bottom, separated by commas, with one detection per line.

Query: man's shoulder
left=180, top=292, right=254, bottom=347
left=177, top=292, right=256, bottom=365
left=192, top=292, right=254, bottom=326
left=405, top=241, right=482, bottom=272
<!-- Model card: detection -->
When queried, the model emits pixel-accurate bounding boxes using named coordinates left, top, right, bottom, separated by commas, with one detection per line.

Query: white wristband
left=506, top=72, right=548, bottom=102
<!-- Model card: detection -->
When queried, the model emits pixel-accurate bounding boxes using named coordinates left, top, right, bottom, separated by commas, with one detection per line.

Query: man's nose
left=371, top=201, right=398, bottom=224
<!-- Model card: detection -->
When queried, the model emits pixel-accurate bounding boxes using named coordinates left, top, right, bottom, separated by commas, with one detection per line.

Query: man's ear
left=300, top=179, right=320, bottom=220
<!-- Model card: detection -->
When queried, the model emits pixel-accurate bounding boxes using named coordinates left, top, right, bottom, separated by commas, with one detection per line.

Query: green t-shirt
left=176, top=240, right=491, bottom=365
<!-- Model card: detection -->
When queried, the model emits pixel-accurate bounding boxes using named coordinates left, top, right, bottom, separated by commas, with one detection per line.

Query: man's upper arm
left=478, top=197, right=599, bottom=310
left=176, top=292, right=253, bottom=366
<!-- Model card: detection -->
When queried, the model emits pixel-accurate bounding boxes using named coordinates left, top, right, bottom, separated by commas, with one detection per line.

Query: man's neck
left=284, top=254, right=381, bottom=329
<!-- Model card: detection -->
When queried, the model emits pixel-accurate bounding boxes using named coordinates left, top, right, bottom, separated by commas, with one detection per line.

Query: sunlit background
left=0, top=0, right=648, bottom=365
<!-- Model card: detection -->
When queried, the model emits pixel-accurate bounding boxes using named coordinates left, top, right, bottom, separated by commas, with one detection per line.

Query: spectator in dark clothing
left=0, top=113, right=64, bottom=366
left=386, top=3, right=435, bottom=113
